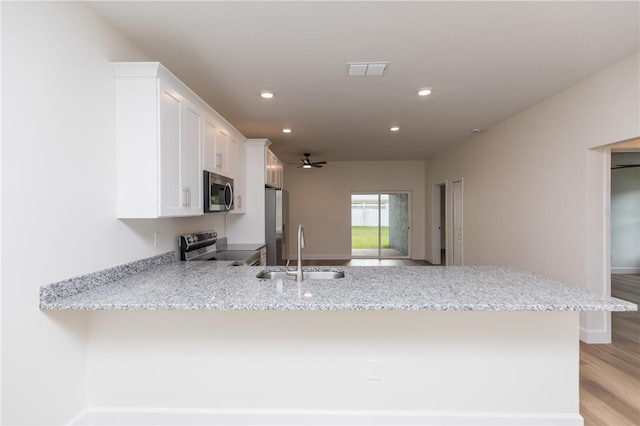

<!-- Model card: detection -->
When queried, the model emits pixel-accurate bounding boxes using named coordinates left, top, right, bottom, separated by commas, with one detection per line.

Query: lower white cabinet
left=113, top=62, right=203, bottom=218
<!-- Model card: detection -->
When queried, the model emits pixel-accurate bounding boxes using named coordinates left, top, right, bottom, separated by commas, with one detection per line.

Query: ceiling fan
left=297, top=153, right=327, bottom=169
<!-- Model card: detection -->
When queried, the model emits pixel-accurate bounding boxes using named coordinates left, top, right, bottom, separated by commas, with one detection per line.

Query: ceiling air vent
left=347, top=62, right=389, bottom=76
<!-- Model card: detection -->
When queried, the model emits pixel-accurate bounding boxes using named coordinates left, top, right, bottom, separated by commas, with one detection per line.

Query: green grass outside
left=351, top=226, right=391, bottom=249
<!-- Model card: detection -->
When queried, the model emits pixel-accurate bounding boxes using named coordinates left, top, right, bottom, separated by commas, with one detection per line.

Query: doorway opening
left=431, top=183, right=447, bottom=265
left=351, top=192, right=411, bottom=258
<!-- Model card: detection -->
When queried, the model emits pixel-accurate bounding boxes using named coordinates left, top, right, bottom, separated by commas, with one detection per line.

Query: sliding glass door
left=351, top=192, right=410, bottom=258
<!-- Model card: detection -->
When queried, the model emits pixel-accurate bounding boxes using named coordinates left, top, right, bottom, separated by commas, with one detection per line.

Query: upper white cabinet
left=113, top=62, right=246, bottom=218
left=266, top=148, right=283, bottom=189
left=229, top=138, right=246, bottom=214
left=113, top=62, right=203, bottom=218
left=204, top=112, right=238, bottom=180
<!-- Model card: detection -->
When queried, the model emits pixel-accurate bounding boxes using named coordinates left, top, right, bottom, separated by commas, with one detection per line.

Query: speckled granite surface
left=39, top=252, right=175, bottom=305
left=40, top=259, right=637, bottom=312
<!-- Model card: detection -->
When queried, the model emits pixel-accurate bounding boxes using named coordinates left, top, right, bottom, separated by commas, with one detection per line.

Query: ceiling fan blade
left=312, top=161, right=327, bottom=165
left=312, top=164, right=323, bottom=168
left=612, top=164, right=640, bottom=169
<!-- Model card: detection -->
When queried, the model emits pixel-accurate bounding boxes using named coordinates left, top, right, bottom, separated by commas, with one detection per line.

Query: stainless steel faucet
left=286, top=224, right=305, bottom=282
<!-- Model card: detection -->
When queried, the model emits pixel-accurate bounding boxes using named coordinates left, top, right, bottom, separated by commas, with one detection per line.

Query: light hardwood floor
left=580, top=274, right=640, bottom=426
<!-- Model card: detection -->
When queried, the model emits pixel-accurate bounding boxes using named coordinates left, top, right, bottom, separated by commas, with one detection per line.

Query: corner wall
left=424, top=54, right=640, bottom=341
left=1, top=3, right=226, bottom=424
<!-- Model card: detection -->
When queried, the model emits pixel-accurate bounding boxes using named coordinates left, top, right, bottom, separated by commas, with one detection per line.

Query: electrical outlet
left=154, top=232, right=160, bottom=247
left=368, top=359, right=382, bottom=381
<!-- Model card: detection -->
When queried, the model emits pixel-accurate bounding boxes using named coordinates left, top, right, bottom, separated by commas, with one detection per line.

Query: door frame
left=351, top=190, right=412, bottom=259
left=584, top=138, right=639, bottom=343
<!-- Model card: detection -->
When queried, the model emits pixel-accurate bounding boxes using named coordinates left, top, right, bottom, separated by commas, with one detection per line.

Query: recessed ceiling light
left=260, top=91, right=274, bottom=99
left=418, top=88, right=432, bottom=96
left=282, top=128, right=292, bottom=133
left=390, top=126, right=400, bottom=132
left=471, top=128, right=481, bottom=133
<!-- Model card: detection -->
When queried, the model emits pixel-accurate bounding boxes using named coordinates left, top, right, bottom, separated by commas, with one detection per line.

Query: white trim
left=68, top=407, right=584, bottom=426
left=580, top=327, right=612, bottom=344
left=612, top=267, right=640, bottom=274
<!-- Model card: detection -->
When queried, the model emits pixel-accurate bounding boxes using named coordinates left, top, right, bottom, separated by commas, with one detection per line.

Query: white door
left=452, top=179, right=463, bottom=266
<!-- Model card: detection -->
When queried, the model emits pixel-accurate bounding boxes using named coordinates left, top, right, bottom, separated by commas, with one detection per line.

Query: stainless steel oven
left=179, top=231, right=261, bottom=266
left=204, top=171, right=233, bottom=213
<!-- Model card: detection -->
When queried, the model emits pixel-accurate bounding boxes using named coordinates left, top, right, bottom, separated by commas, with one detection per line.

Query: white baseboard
left=580, top=327, right=611, bottom=344
left=69, top=407, right=583, bottom=426
left=611, top=267, right=640, bottom=274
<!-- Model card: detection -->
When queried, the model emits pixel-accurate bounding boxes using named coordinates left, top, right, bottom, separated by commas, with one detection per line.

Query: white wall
left=611, top=152, right=640, bottom=274
left=424, top=54, right=640, bottom=340
left=83, top=310, right=580, bottom=425
left=284, top=161, right=425, bottom=260
left=1, top=3, right=226, bottom=424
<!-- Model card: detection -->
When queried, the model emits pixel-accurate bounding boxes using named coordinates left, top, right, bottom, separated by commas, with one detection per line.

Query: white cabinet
left=266, top=148, right=283, bottom=188
left=203, top=114, right=235, bottom=179
left=113, top=62, right=203, bottom=218
left=159, top=86, right=203, bottom=216
left=203, top=115, right=218, bottom=175
left=229, top=139, right=246, bottom=214
left=215, top=128, right=230, bottom=177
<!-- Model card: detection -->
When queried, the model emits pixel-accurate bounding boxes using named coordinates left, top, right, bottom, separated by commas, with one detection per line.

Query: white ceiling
left=90, top=1, right=639, bottom=163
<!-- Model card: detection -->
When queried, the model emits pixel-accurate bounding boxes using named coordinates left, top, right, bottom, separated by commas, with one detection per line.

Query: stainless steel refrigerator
left=265, top=188, right=289, bottom=265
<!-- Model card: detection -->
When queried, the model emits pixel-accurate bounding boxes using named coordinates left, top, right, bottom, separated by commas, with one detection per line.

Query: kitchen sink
left=256, top=270, right=345, bottom=280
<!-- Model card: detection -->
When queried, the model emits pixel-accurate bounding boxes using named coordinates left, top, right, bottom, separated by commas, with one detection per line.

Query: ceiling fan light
left=303, top=164, right=312, bottom=169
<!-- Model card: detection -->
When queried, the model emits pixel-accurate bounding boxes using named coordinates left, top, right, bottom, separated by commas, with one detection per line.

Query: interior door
left=452, top=180, right=463, bottom=266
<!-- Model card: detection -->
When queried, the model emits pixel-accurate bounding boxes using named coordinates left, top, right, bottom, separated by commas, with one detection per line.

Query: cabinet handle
left=182, top=187, right=187, bottom=208
left=237, top=195, right=242, bottom=209
left=216, top=153, right=222, bottom=168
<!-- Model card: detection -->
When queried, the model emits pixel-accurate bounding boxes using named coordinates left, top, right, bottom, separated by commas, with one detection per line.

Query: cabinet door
left=203, top=116, right=217, bottom=173
left=215, top=128, right=229, bottom=176
left=229, top=140, right=246, bottom=214
left=228, top=137, right=237, bottom=180
left=159, top=83, right=185, bottom=217
left=276, top=157, right=283, bottom=189
left=182, top=99, right=203, bottom=214
left=266, top=149, right=275, bottom=187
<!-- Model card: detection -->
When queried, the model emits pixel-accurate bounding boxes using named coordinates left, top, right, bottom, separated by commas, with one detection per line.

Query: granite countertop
left=39, top=252, right=637, bottom=312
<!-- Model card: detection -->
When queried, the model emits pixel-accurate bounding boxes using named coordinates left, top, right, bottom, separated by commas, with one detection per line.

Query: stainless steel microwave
left=203, top=171, right=234, bottom=213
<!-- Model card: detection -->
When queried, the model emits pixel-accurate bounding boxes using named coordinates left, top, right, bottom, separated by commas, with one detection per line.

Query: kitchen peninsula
left=39, top=254, right=635, bottom=425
